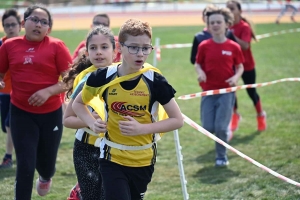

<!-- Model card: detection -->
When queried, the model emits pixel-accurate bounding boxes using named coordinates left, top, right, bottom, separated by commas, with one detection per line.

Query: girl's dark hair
left=24, top=4, right=53, bottom=29
left=86, top=25, right=115, bottom=50
left=63, top=25, right=115, bottom=99
left=63, top=55, right=92, bottom=99
left=227, top=0, right=257, bottom=41
left=2, top=9, right=21, bottom=25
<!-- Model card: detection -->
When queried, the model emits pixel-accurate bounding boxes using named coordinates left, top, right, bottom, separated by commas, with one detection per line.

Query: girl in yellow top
left=72, top=19, right=183, bottom=200
left=63, top=25, right=116, bottom=200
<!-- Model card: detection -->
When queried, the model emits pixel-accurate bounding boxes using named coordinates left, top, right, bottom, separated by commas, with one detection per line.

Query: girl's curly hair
left=62, top=53, right=92, bottom=99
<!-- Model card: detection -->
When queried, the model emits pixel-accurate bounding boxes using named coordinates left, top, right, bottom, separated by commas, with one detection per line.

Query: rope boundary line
left=157, top=28, right=300, bottom=49
left=178, top=78, right=300, bottom=100
left=182, top=113, right=300, bottom=187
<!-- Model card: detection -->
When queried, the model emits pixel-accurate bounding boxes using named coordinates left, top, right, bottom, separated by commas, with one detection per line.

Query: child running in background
left=72, top=13, right=121, bottom=63
left=190, top=4, right=236, bottom=65
left=195, top=8, right=244, bottom=167
left=275, top=0, right=298, bottom=24
left=63, top=25, right=116, bottom=200
left=0, top=8, right=21, bottom=169
left=72, top=18, right=184, bottom=200
left=0, top=4, right=72, bottom=199
left=226, top=0, right=267, bottom=133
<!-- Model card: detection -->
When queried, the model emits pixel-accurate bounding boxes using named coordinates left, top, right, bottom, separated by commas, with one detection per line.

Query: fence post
left=173, top=129, right=189, bottom=200
left=153, top=37, right=160, bottom=67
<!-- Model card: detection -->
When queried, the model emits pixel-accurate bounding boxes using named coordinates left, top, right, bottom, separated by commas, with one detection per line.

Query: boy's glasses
left=3, top=23, right=18, bottom=29
left=93, top=21, right=109, bottom=27
left=121, top=43, right=153, bottom=55
left=26, top=16, right=49, bottom=27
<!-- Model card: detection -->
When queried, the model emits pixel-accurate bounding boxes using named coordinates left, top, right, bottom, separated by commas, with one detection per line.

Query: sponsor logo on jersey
left=222, top=50, right=232, bottom=56
left=111, top=102, right=146, bottom=117
left=23, top=56, right=33, bottom=64
left=26, top=48, right=35, bottom=53
left=130, top=90, right=149, bottom=97
left=109, top=89, right=117, bottom=95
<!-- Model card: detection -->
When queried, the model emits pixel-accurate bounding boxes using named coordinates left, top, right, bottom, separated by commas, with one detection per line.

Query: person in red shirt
left=226, top=0, right=267, bottom=133
left=72, top=13, right=121, bottom=63
left=0, top=9, right=21, bottom=169
left=195, top=7, right=244, bottom=167
left=275, top=0, right=298, bottom=24
left=0, top=4, right=72, bottom=200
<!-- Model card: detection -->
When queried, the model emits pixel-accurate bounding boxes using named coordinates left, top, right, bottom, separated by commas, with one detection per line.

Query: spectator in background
left=275, top=0, right=298, bottom=24
left=226, top=0, right=267, bottom=133
left=0, top=9, right=21, bottom=169
left=72, top=13, right=121, bottom=63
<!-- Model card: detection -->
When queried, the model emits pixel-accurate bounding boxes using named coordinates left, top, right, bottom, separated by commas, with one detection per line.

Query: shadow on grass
left=194, top=166, right=240, bottom=184
left=195, top=131, right=261, bottom=164
left=229, top=131, right=261, bottom=146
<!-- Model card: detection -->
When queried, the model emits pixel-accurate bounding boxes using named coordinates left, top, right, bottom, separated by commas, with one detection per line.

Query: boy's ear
left=117, top=42, right=122, bottom=53
left=46, top=27, right=51, bottom=35
left=21, top=20, right=25, bottom=28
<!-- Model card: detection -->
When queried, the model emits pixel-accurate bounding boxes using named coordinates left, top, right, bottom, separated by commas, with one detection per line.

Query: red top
left=196, top=39, right=244, bottom=91
left=0, top=36, right=72, bottom=113
left=0, top=36, right=12, bottom=94
left=72, top=36, right=121, bottom=62
left=229, top=20, right=255, bottom=71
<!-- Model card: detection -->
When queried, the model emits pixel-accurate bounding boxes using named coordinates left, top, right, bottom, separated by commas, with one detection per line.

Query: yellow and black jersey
left=82, top=63, right=176, bottom=167
left=71, top=65, right=105, bottom=146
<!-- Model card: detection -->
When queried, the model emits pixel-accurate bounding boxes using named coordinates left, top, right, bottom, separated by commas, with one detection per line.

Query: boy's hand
left=90, top=118, right=107, bottom=133
left=226, top=75, right=238, bottom=86
left=119, top=115, right=143, bottom=136
left=197, top=70, right=207, bottom=83
left=28, top=88, right=51, bottom=106
left=0, top=81, right=5, bottom=89
left=92, top=111, right=100, bottom=119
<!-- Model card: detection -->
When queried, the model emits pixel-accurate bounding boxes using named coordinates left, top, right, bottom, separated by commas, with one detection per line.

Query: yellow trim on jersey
left=73, top=64, right=106, bottom=145
left=80, top=63, right=170, bottom=166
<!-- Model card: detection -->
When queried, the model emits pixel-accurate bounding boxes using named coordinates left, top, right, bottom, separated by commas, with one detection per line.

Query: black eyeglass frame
left=120, top=43, right=154, bottom=55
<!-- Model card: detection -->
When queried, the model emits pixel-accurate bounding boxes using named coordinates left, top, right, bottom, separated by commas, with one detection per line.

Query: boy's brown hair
left=206, top=7, right=234, bottom=26
left=118, top=19, right=152, bottom=43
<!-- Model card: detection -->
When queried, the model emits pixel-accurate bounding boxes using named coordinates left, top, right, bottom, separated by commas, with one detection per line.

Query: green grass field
left=0, top=23, right=300, bottom=199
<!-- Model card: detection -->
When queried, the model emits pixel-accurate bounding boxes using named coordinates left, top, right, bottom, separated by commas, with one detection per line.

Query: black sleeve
left=226, top=30, right=237, bottom=43
left=86, top=67, right=108, bottom=88
left=190, top=36, right=199, bottom=65
left=153, top=73, right=176, bottom=105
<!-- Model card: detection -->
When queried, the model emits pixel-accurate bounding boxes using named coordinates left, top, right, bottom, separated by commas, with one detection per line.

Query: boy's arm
left=226, top=63, right=244, bottom=86
left=194, top=63, right=206, bottom=83
left=119, top=98, right=184, bottom=136
left=72, top=91, right=106, bottom=133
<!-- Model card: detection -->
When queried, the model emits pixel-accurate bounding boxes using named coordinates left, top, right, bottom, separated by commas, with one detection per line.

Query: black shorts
left=99, top=159, right=154, bottom=200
